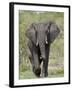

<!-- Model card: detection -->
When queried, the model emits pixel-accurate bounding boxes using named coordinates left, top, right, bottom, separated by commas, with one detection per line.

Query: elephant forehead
left=37, top=24, right=46, bottom=31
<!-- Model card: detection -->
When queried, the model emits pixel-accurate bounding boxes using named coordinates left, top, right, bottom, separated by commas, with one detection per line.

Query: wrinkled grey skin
left=26, top=21, right=60, bottom=77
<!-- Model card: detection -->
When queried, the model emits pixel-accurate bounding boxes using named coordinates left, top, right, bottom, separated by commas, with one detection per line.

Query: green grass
left=19, top=70, right=36, bottom=79
left=19, top=65, right=64, bottom=79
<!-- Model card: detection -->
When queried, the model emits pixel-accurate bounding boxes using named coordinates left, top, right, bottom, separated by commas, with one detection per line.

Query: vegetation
left=19, top=10, right=64, bottom=79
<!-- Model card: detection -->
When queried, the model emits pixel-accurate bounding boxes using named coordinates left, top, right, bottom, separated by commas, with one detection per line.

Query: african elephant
left=25, top=21, right=60, bottom=78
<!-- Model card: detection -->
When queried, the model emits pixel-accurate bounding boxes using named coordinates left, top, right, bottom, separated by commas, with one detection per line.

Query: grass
left=19, top=65, right=64, bottom=79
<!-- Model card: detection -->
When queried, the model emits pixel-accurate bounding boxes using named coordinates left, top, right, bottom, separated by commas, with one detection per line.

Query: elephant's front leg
left=41, top=59, right=48, bottom=77
left=32, top=46, right=41, bottom=77
left=41, top=45, right=50, bottom=77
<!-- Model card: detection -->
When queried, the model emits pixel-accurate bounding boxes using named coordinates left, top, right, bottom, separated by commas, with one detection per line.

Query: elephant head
left=26, top=21, right=60, bottom=60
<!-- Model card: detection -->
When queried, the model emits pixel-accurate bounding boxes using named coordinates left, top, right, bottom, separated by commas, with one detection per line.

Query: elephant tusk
left=36, top=41, right=38, bottom=46
left=46, top=41, right=48, bottom=44
left=40, top=56, right=42, bottom=59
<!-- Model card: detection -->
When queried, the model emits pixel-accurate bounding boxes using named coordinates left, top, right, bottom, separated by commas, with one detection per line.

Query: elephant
left=25, top=21, right=60, bottom=78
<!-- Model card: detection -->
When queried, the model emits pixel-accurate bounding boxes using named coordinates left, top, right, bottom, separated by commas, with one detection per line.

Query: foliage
left=19, top=10, right=64, bottom=79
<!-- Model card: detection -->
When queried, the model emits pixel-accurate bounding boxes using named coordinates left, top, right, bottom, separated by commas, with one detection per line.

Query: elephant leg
left=41, top=59, right=48, bottom=77
left=32, top=46, right=41, bottom=77
left=41, top=44, right=50, bottom=77
left=45, top=44, right=50, bottom=77
left=27, top=45, right=41, bottom=77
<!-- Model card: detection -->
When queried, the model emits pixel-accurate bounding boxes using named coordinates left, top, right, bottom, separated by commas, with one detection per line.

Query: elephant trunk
left=37, top=31, right=47, bottom=60
left=38, top=39, right=46, bottom=60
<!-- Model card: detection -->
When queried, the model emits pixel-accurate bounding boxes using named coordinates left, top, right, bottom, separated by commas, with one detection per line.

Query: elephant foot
left=33, top=67, right=41, bottom=77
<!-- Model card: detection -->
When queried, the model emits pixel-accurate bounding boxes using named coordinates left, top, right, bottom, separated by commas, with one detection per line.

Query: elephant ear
left=49, top=22, right=60, bottom=43
left=26, top=23, right=37, bottom=45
